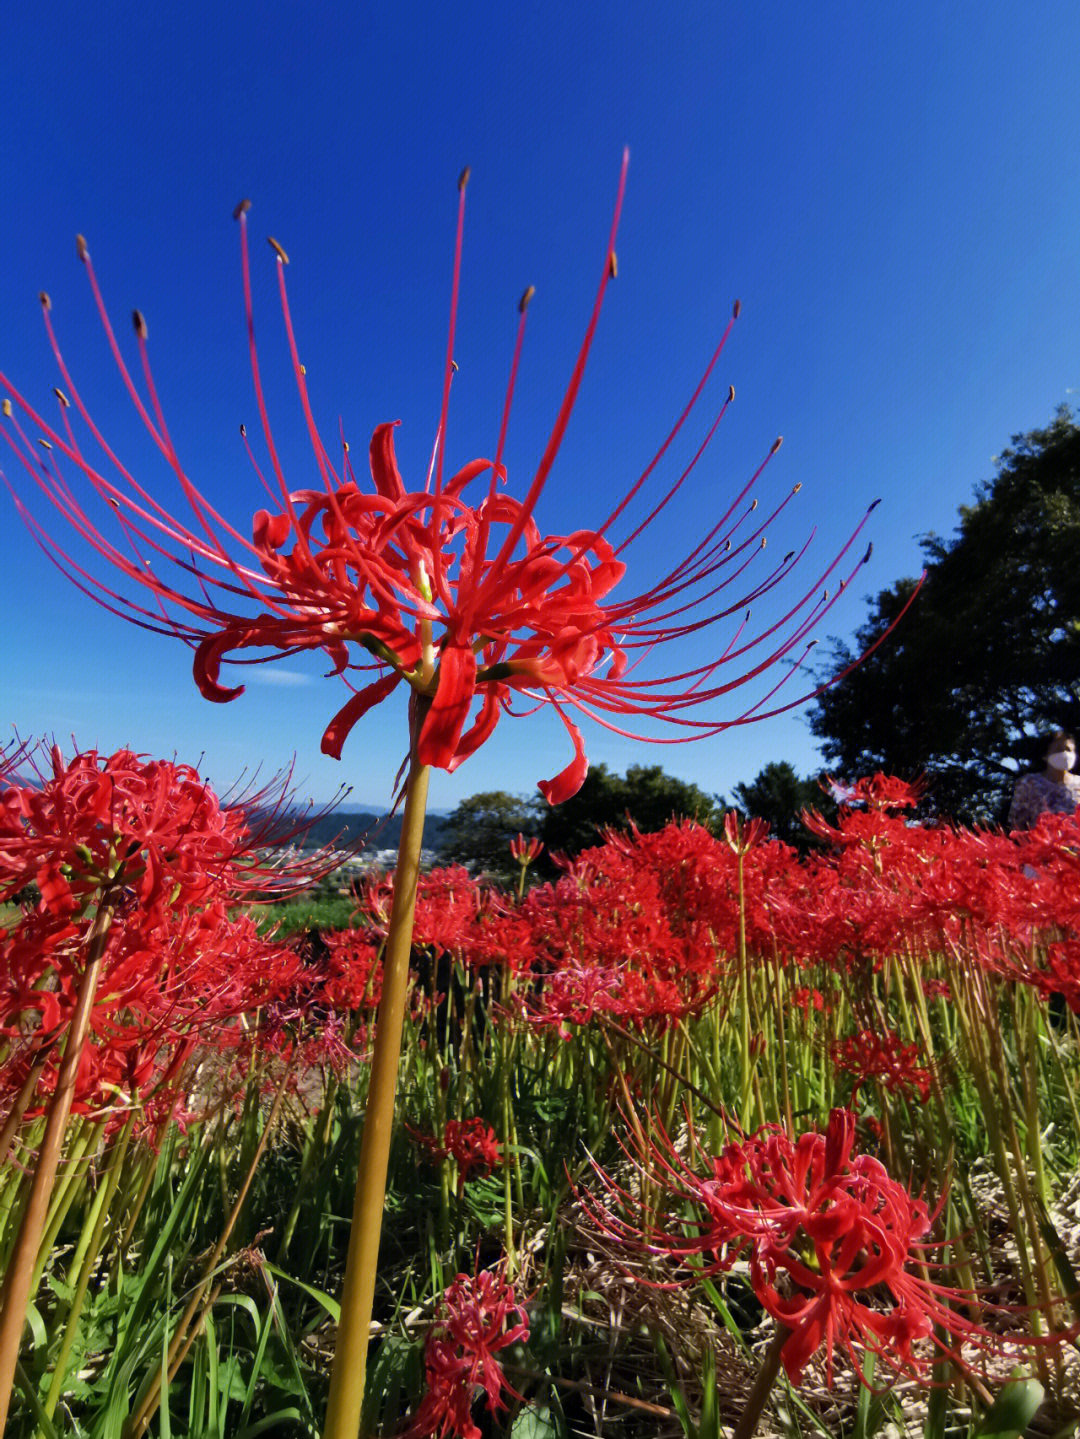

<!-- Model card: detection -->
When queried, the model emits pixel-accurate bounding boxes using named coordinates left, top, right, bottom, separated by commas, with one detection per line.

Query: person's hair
left=1045, top=728, right=1075, bottom=751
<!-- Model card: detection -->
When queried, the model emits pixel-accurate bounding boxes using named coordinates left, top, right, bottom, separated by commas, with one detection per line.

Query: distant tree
left=810, top=406, right=1080, bottom=824
left=437, top=791, right=539, bottom=875
left=726, top=761, right=833, bottom=852
left=537, top=763, right=719, bottom=860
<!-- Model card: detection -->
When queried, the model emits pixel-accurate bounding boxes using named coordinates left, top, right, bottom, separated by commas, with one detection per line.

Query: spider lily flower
left=402, top=1265, right=528, bottom=1439
left=1, top=156, right=904, bottom=803
left=509, top=832, right=543, bottom=865
left=0, top=744, right=336, bottom=920
left=585, top=1108, right=1061, bottom=1387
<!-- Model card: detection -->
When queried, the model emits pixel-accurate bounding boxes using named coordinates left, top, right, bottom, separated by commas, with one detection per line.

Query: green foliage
left=537, top=762, right=719, bottom=860
left=724, top=760, right=835, bottom=852
left=970, top=1379, right=1045, bottom=1438
left=259, top=887, right=359, bottom=937
left=437, top=791, right=540, bottom=875
left=811, top=405, right=1080, bottom=823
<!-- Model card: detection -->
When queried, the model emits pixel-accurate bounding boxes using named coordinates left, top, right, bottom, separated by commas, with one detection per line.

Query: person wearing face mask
left=1008, top=729, right=1080, bottom=829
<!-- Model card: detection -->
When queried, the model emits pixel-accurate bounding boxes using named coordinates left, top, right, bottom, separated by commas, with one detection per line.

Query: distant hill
left=291, top=809, right=448, bottom=855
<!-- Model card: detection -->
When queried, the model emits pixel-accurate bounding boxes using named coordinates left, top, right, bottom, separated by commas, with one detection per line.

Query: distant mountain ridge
left=290, top=809, right=448, bottom=854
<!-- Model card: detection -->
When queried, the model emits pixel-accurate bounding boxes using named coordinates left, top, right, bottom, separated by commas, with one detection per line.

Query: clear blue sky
left=2, top=3, right=1078, bottom=813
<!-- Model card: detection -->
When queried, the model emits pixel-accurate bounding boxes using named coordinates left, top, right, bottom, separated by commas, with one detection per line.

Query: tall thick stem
left=0, top=896, right=115, bottom=1433
left=322, top=757, right=431, bottom=1439
left=730, top=1323, right=790, bottom=1439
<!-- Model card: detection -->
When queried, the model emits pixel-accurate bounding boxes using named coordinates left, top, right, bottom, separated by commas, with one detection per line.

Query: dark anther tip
left=733, top=299, right=742, bottom=319
left=458, top=166, right=471, bottom=191
left=868, top=497, right=881, bottom=512
left=1, top=399, right=12, bottom=418
left=132, top=310, right=148, bottom=340
left=39, top=291, right=52, bottom=310
left=771, top=436, right=783, bottom=454
left=53, top=387, right=70, bottom=407
left=240, top=423, right=247, bottom=436
left=519, top=285, right=535, bottom=314
left=863, top=542, right=873, bottom=563
left=793, top=482, right=803, bottom=494
left=76, top=235, right=89, bottom=263
left=608, top=251, right=618, bottom=279
left=451, top=360, right=459, bottom=373
left=267, top=237, right=290, bottom=265
left=233, top=198, right=252, bottom=220
left=728, top=385, right=735, bottom=403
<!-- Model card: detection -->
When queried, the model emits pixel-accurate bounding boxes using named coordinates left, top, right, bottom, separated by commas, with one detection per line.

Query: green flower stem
left=0, top=893, right=115, bottom=1434
left=500, top=966, right=517, bottom=1273
left=0, top=1047, right=52, bottom=1173
left=41, top=1115, right=135, bottom=1426
left=731, top=1322, right=791, bottom=1439
left=122, top=1061, right=294, bottom=1439
left=278, top=1072, right=340, bottom=1262
left=29, top=1119, right=104, bottom=1298
left=322, top=756, right=431, bottom=1439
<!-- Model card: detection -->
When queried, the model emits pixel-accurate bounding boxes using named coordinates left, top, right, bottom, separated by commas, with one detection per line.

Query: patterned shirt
left=1008, top=771, right=1080, bottom=830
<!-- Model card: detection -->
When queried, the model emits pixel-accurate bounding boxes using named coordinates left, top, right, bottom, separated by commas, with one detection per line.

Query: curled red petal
left=537, top=709, right=588, bottom=804
left=447, top=689, right=501, bottom=771
left=417, top=645, right=477, bottom=769
left=193, top=634, right=245, bottom=702
left=369, top=421, right=404, bottom=501
left=321, top=672, right=402, bottom=759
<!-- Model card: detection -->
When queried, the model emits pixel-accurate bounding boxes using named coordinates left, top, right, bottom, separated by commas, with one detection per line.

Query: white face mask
left=1047, top=750, right=1075, bottom=773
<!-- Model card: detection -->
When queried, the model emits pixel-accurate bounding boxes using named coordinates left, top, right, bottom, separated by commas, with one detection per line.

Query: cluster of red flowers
left=402, top=1267, right=528, bottom=1439
left=0, top=745, right=324, bottom=1127
left=829, top=1030, right=933, bottom=1104
left=414, top=1117, right=502, bottom=1182
left=590, top=1108, right=1014, bottom=1385
left=334, top=779, right=1080, bottom=1055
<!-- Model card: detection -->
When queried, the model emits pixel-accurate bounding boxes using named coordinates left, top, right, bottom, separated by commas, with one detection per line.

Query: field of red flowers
left=3, top=750, right=1080, bottom=1438
left=3, top=153, right=1078, bottom=1437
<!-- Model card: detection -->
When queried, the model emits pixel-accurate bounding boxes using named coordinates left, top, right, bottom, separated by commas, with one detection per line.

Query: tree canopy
left=536, top=763, right=719, bottom=860
left=810, top=406, right=1080, bottom=824
left=438, top=763, right=720, bottom=875
left=725, top=761, right=835, bottom=852
left=436, top=791, right=539, bottom=876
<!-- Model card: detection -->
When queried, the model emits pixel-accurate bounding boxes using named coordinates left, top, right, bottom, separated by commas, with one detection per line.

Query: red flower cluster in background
left=830, top=1029, right=933, bottom=1104
left=328, top=787, right=1080, bottom=1042
left=414, top=1117, right=502, bottom=1183
left=402, top=1267, right=528, bottom=1439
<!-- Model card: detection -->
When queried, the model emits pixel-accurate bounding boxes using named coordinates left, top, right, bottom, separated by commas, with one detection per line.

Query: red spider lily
left=829, top=1029, right=933, bottom=1104
left=791, top=986, right=827, bottom=1015
left=1, top=898, right=300, bottom=1124
left=0, top=744, right=332, bottom=922
left=1, top=157, right=906, bottom=804
left=402, top=1266, right=529, bottom=1439
left=509, top=833, right=543, bottom=866
left=723, top=809, right=770, bottom=855
left=587, top=1108, right=1038, bottom=1386
left=413, top=1117, right=503, bottom=1182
